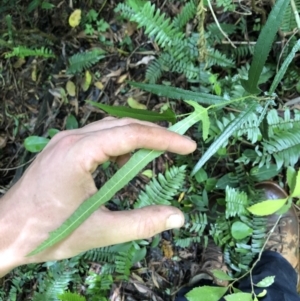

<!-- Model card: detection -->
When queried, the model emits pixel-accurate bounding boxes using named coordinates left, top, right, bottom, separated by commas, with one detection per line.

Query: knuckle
left=135, top=215, right=158, bottom=239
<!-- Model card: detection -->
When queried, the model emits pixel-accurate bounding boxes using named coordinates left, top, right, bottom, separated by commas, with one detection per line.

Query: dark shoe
left=257, top=182, right=299, bottom=269
left=189, top=239, right=230, bottom=287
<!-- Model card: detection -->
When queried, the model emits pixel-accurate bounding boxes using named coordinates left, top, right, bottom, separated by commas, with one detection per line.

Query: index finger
left=73, top=123, right=196, bottom=172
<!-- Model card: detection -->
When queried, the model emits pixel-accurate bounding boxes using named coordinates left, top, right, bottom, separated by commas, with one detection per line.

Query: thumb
left=92, top=205, right=185, bottom=246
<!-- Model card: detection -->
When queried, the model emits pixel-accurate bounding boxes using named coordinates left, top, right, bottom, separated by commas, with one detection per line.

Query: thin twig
left=207, top=0, right=236, bottom=48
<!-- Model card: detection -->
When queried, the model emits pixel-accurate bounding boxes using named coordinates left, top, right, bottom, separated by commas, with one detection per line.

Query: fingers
left=77, top=205, right=185, bottom=248
left=75, top=123, right=196, bottom=171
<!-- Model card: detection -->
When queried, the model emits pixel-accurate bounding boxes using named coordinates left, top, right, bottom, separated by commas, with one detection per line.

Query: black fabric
left=175, top=251, right=300, bottom=301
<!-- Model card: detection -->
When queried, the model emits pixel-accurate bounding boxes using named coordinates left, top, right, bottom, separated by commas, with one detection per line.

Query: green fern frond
left=117, top=1, right=184, bottom=47
left=172, top=0, right=197, bottom=29
left=206, top=23, right=236, bottom=44
left=58, top=291, right=86, bottom=301
left=134, top=165, right=186, bottom=208
left=67, top=49, right=106, bottom=74
left=206, top=48, right=235, bottom=67
left=231, top=44, right=255, bottom=58
left=145, top=58, right=164, bottom=83
left=225, top=187, right=249, bottom=218
left=257, top=130, right=300, bottom=169
left=280, top=0, right=299, bottom=32
left=5, top=46, right=55, bottom=58
left=267, top=108, right=300, bottom=136
left=82, top=246, right=117, bottom=262
left=174, top=236, right=202, bottom=248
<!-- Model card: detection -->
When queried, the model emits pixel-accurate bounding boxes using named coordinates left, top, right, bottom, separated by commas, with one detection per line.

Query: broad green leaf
left=87, top=101, right=176, bottom=124
left=191, top=103, right=257, bottom=176
left=269, top=40, right=300, bottom=94
left=250, top=164, right=280, bottom=182
left=224, top=292, right=253, bottom=301
left=231, top=221, right=253, bottom=240
left=66, top=114, right=78, bottom=130
left=194, top=168, right=208, bottom=183
left=186, top=286, right=227, bottom=301
left=28, top=101, right=203, bottom=256
left=291, top=170, right=300, bottom=197
left=24, top=136, right=50, bottom=153
left=129, top=81, right=224, bottom=105
left=287, top=166, right=297, bottom=193
left=256, top=276, right=275, bottom=287
left=247, top=198, right=287, bottom=216
left=241, top=0, right=290, bottom=94
left=212, top=270, right=234, bottom=281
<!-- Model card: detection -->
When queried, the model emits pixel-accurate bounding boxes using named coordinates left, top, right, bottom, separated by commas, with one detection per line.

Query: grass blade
left=269, top=39, right=300, bottom=94
left=241, top=0, right=290, bottom=94
left=191, top=103, right=257, bottom=176
left=87, top=101, right=176, bottom=124
left=28, top=101, right=206, bottom=256
left=129, top=81, right=224, bottom=105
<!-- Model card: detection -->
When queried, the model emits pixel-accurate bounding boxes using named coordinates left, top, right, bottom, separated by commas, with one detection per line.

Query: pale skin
left=0, top=117, right=197, bottom=277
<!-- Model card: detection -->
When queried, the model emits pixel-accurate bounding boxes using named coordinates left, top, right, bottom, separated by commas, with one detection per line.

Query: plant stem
left=290, top=0, right=300, bottom=30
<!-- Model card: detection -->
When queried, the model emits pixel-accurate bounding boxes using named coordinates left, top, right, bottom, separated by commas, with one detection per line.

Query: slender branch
left=206, top=0, right=236, bottom=48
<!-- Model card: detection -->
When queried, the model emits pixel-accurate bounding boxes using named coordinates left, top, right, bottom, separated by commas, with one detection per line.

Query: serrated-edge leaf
left=212, top=269, right=234, bottom=281
left=191, top=103, right=257, bottom=176
left=291, top=169, right=300, bottom=197
left=256, top=276, right=275, bottom=287
left=87, top=101, right=176, bottom=124
left=241, top=0, right=290, bottom=94
left=28, top=101, right=203, bottom=256
left=224, top=292, right=253, bottom=301
left=186, top=286, right=227, bottom=301
left=247, top=198, right=287, bottom=216
left=269, top=39, right=300, bottom=94
left=129, top=81, right=224, bottom=105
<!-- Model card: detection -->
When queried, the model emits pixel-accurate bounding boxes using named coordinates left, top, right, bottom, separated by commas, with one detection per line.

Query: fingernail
left=166, top=214, right=184, bottom=230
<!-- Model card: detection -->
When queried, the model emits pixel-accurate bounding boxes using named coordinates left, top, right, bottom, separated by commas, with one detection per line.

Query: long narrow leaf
left=87, top=101, right=176, bottom=124
left=129, top=81, right=224, bottom=105
left=28, top=101, right=206, bottom=256
left=241, top=0, right=290, bottom=94
left=269, top=39, right=300, bottom=94
left=191, top=103, right=257, bottom=176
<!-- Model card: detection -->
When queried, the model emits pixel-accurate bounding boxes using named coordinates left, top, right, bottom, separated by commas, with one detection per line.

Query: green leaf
left=129, top=81, right=224, bottom=105
left=66, top=114, right=78, bottom=130
left=191, top=103, right=257, bottom=176
left=250, top=164, right=280, bottom=182
left=287, top=166, right=297, bottom=194
left=58, top=291, right=86, bottom=301
left=269, top=39, right=300, bottom=94
left=194, top=169, right=208, bottom=183
left=231, top=221, right=253, bottom=240
left=256, top=289, right=267, bottom=297
left=247, top=198, right=287, bottom=216
left=48, top=128, right=60, bottom=138
left=212, top=270, right=234, bottom=281
left=241, top=0, right=290, bottom=94
left=186, top=286, right=227, bottom=301
left=291, top=170, right=300, bottom=197
left=256, top=276, right=275, bottom=287
left=224, top=292, right=253, bottom=301
left=28, top=101, right=204, bottom=256
left=24, top=136, right=50, bottom=153
left=87, top=101, right=176, bottom=124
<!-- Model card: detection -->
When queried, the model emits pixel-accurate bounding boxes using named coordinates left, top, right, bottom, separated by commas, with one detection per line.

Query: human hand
left=0, top=117, right=196, bottom=276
